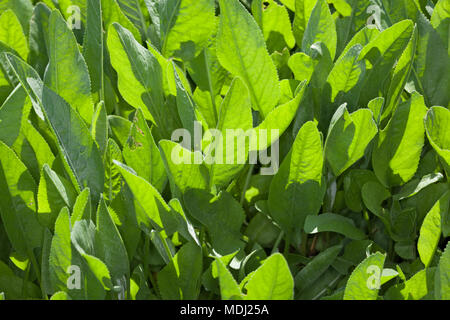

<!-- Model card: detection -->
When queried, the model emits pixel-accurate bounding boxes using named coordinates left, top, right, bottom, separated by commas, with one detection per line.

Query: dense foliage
left=0, top=0, right=449, bottom=300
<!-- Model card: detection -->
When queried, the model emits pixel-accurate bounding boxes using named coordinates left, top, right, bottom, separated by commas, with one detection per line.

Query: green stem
left=240, top=164, right=255, bottom=205
left=271, top=231, right=285, bottom=255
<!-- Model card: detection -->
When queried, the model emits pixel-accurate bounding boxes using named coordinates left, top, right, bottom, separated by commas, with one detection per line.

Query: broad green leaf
left=418, top=191, right=449, bottom=267
left=344, top=252, right=386, bottom=300
left=268, top=121, right=325, bottom=237
left=28, top=3, right=51, bottom=76
left=114, top=160, right=165, bottom=231
left=50, top=291, right=72, bottom=300
left=184, top=189, right=245, bottom=255
left=1, top=53, right=45, bottom=120
left=0, top=85, right=30, bottom=146
left=384, top=26, right=417, bottom=119
left=414, top=13, right=449, bottom=107
left=95, top=197, right=130, bottom=285
left=431, top=0, right=449, bottom=54
left=160, top=0, right=215, bottom=61
left=294, top=245, right=341, bottom=294
left=337, top=26, right=380, bottom=63
left=244, top=253, right=294, bottom=300
left=305, top=213, right=366, bottom=240
left=116, top=0, right=150, bottom=41
left=101, top=0, right=141, bottom=42
left=343, top=169, right=379, bottom=212
left=108, top=115, right=132, bottom=148
left=44, top=10, right=94, bottom=123
left=83, top=0, right=104, bottom=104
left=174, top=63, right=207, bottom=138
left=325, top=105, right=377, bottom=176
left=39, top=85, right=104, bottom=203
left=107, top=23, right=168, bottom=135
left=425, top=107, right=450, bottom=176
left=123, top=109, right=166, bottom=191
left=0, top=0, right=33, bottom=35
left=372, top=92, right=428, bottom=187
left=12, top=120, right=55, bottom=182
left=91, top=101, right=107, bottom=156
left=293, top=0, right=316, bottom=46
left=259, top=0, right=295, bottom=52
left=0, top=261, right=40, bottom=299
left=103, top=139, right=123, bottom=203
left=435, top=241, right=450, bottom=300
left=37, top=164, right=77, bottom=229
left=159, top=140, right=209, bottom=198
left=358, top=20, right=414, bottom=106
left=395, top=173, right=445, bottom=201
left=324, top=44, right=366, bottom=113
left=302, top=0, right=337, bottom=60
left=158, top=242, right=203, bottom=300
left=71, top=188, right=91, bottom=224
left=250, top=82, right=306, bottom=152
left=0, top=10, right=29, bottom=60
left=49, top=207, right=105, bottom=299
left=214, top=258, right=243, bottom=300
left=288, top=52, right=315, bottom=82
left=362, top=181, right=391, bottom=221
left=217, top=0, right=280, bottom=117
left=207, top=77, right=252, bottom=188
left=385, top=267, right=436, bottom=300
left=0, top=141, right=43, bottom=256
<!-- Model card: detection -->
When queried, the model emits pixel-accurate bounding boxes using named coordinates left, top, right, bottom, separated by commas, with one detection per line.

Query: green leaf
left=0, top=0, right=33, bottom=35
left=159, top=140, right=209, bottom=198
left=372, top=92, right=428, bottom=187
left=95, top=197, right=130, bottom=285
left=0, top=10, right=29, bottom=60
left=102, top=0, right=141, bottom=42
left=91, top=101, right=108, bottom=156
left=243, top=253, right=294, bottom=300
left=344, top=169, right=379, bottom=213
left=325, top=105, right=378, bottom=176
left=184, top=189, right=245, bottom=255
left=0, top=141, right=43, bottom=256
left=305, top=213, right=366, bottom=240
left=323, top=44, right=366, bottom=117
left=302, top=0, right=337, bottom=60
left=344, top=252, right=386, bottom=300
left=431, top=0, right=449, bottom=55
left=424, top=106, right=450, bottom=176
left=37, top=164, right=77, bottom=229
left=50, top=291, right=72, bottom=300
left=83, top=0, right=105, bottom=104
left=123, top=109, right=166, bottom=191
left=414, top=13, right=450, bottom=107
left=268, top=121, right=325, bottom=237
left=293, top=0, right=316, bottom=46
left=435, top=241, right=450, bottom=300
left=384, top=26, right=417, bottom=119
left=28, top=3, right=51, bottom=77
left=207, top=77, right=252, bottom=188
left=385, top=267, right=436, bottom=300
left=0, top=85, right=30, bottom=146
left=259, top=0, right=295, bottom=52
left=358, top=20, right=414, bottom=106
left=103, top=139, right=123, bottom=203
left=107, top=23, right=168, bottom=134
left=160, top=0, right=215, bottom=61
left=157, top=242, right=203, bottom=300
left=213, top=258, right=243, bottom=300
left=44, top=10, right=94, bottom=123
left=418, top=191, right=449, bottom=267
left=217, top=0, right=280, bottom=117
left=39, top=85, right=105, bottom=204
left=294, top=245, right=341, bottom=294
left=116, top=0, right=150, bottom=41
left=114, top=160, right=168, bottom=232
left=71, top=188, right=92, bottom=224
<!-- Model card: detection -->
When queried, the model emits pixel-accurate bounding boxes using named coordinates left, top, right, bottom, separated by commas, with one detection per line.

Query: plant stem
left=240, top=163, right=255, bottom=205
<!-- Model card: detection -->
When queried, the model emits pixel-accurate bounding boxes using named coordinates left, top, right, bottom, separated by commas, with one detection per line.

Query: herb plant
left=0, top=0, right=449, bottom=300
